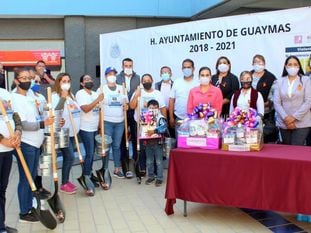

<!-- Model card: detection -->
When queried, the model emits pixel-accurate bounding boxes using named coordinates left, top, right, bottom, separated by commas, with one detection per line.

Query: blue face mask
left=161, top=73, right=170, bottom=81
left=182, top=68, right=193, bottom=77
left=31, top=84, right=41, bottom=93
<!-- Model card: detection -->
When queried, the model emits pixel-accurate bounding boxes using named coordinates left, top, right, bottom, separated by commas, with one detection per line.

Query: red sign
left=0, top=50, right=61, bottom=67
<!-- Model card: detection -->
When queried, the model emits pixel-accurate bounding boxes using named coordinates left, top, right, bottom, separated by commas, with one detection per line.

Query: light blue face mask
left=161, top=73, right=170, bottom=81
left=182, top=68, right=193, bottom=77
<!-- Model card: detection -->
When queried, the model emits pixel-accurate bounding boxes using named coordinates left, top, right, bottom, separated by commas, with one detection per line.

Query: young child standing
left=143, top=99, right=167, bottom=187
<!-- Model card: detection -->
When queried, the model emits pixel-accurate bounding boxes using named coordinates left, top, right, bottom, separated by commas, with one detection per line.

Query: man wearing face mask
left=116, top=58, right=140, bottom=178
left=230, top=71, right=264, bottom=117
left=155, top=66, right=174, bottom=137
left=169, top=59, right=198, bottom=134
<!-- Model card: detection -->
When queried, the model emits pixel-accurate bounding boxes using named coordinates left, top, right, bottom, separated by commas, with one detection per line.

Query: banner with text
left=100, top=7, right=311, bottom=83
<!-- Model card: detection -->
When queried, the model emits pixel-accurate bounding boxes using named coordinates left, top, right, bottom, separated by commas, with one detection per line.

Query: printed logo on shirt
left=108, top=94, right=122, bottom=107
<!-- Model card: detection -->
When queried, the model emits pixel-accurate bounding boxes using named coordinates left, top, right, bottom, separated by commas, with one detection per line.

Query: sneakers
left=4, top=226, right=18, bottom=233
left=125, top=171, right=133, bottom=178
left=19, top=211, right=39, bottom=223
left=67, top=181, right=77, bottom=191
left=155, top=180, right=163, bottom=187
left=145, top=178, right=155, bottom=185
left=113, top=171, right=125, bottom=179
left=60, top=183, right=76, bottom=194
left=38, top=188, right=51, bottom=199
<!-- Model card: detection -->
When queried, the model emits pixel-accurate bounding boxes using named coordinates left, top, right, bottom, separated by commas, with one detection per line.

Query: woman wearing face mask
left=98, top=67, right=129, bottom=179
left=229, top=71, right=264, bottom=117
left=52, top=73, right=81, bottom=194
left=211, top=56, right=239, bottom=118
left=251, top=54, right=278, bottom=143
left=76, top=74, right=104, bottom=195
left=11, top=67, right=54, bottom=222
left=274, top=55, right=311, bottom=146
left=187, top=67, right=223, bottom=115
left=130, top=73, right=166, bottom=177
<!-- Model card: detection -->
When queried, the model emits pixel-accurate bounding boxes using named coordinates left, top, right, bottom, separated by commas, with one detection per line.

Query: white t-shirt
left=52, top=93, right=81, bottom=137
left=11, top=91, right=44, bottom=148
left=98, top=84, right=128, bottom=123
left=159, top=81, right=172, bottom=108
left=0, top=88, right=15, bottom=152
left=132, top=89, right=166, bottom=122
left=170, top=77, right=198, bottom=119
left=76, top=89, right=100, bottom=132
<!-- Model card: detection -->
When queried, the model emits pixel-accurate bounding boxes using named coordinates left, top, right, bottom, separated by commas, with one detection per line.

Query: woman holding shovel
left=52, top=73, right=80, bottom=195
left=0, top=87, right=22, bottom=232
left=76, top=74, right=104, bottom=195
left=98, top=67, right=128, bottom=179
left=10, top=68, right=54, bottom=222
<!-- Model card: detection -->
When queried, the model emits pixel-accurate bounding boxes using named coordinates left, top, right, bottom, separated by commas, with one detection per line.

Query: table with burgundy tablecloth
left=165, top=144, right=311, bottom=215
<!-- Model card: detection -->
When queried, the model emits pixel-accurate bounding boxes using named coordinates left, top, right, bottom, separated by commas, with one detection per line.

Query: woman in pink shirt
left=187, top=67, right=223, bottom=115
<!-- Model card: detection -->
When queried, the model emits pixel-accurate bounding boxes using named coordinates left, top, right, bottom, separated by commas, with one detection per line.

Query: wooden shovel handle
left=0, top=97, right=37, bottom=191
left=136, top=96, right=140, bottom=152
left=122, top=83, right=129, bottom=149
left=47, top=87, right=59, bottom=181
left=66, top=98, right=83, bottom=163
left=100, top=87, right=105, bottom=156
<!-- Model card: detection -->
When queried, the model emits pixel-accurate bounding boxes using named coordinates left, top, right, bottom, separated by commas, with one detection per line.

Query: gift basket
left=222, top=107, right=263, bottom=151
left=177, top=103, right=221, bottom=149
left=139, top=109, right=161, bottom=139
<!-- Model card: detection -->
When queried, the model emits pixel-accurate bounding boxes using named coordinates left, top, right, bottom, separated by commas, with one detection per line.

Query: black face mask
left=241, top=81, right=252, bottom=89
left=143, top=82, right=152, bottom=90
left=84, top=82, right=94, bottom=90
left=19, top=81, right=31, bottom=91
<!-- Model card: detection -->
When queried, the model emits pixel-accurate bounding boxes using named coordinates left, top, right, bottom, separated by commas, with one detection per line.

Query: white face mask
left=286, top=67, right=299, bottom=76
left=61, top=83, right=71, bottom=91
left=200, top=76, right=211, bottom=85
left=218, top=63, right=229, bottom=73
left=253, top=64, right=265, bottom=73
left=107, top=75, right=116, bottom=83
left=124, top=68, right=133, bottom=76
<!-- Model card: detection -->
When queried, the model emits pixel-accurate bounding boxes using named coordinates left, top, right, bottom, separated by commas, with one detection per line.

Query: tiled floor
left=5, top=159, right=311, bottom=233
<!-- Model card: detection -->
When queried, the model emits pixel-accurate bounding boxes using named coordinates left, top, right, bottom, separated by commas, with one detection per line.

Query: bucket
left=58, top=128, right=70, bottom=148
left=43, top=133, right=59, bottom=154
left=95, top=134, right=112, bottom=155
left=163, top=137, right=176, bottom=158
left=44, top=109, right=63, bottom=133
left=40, top=153, right=52, bottom=177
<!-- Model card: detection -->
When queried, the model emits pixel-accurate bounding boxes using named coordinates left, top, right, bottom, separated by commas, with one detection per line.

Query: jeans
left=16, top=143, right=40, bottom=214
left=145, top=144, right=163, bottom=181
left=280, top=127, right=310, bottom=145
left=104, top=121, right=124, bottom=168
left=59, top=137, right=75, bottom=185
left=79, top=130, right=96, bottom=176
left=0, top=152, right=13, bottom=231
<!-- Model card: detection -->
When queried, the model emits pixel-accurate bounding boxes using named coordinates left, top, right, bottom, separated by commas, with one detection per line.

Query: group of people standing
left=0, top=53, right=311, bottom=231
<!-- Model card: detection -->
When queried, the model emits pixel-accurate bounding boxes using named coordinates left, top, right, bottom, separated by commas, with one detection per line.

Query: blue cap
left=105, top=66, right=117, bottom=75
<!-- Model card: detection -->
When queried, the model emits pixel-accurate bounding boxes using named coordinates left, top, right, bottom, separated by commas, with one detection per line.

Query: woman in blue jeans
left=76, top=74, right=104, bottom=195
left=99, top=67, right=128, bottom=178
left=52, top=73, right=81, bottom=194
left=10, top=68, right=54, bottom=223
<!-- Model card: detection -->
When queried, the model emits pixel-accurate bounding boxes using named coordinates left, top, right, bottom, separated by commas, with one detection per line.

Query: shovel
left=66, top=98, right=94, bottom=195
left=96, top=95, right=112, bottom=190
left=46, top=87, right=66, bottom=223
left=0, top=97, right=57, bottom=230
left=121, top=83, right=134, bottom=178
left=135, top=96, right=142, bottom=184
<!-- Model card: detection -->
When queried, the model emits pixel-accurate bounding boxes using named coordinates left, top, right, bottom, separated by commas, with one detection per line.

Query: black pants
left=0, top=151, right=13, bottom=231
